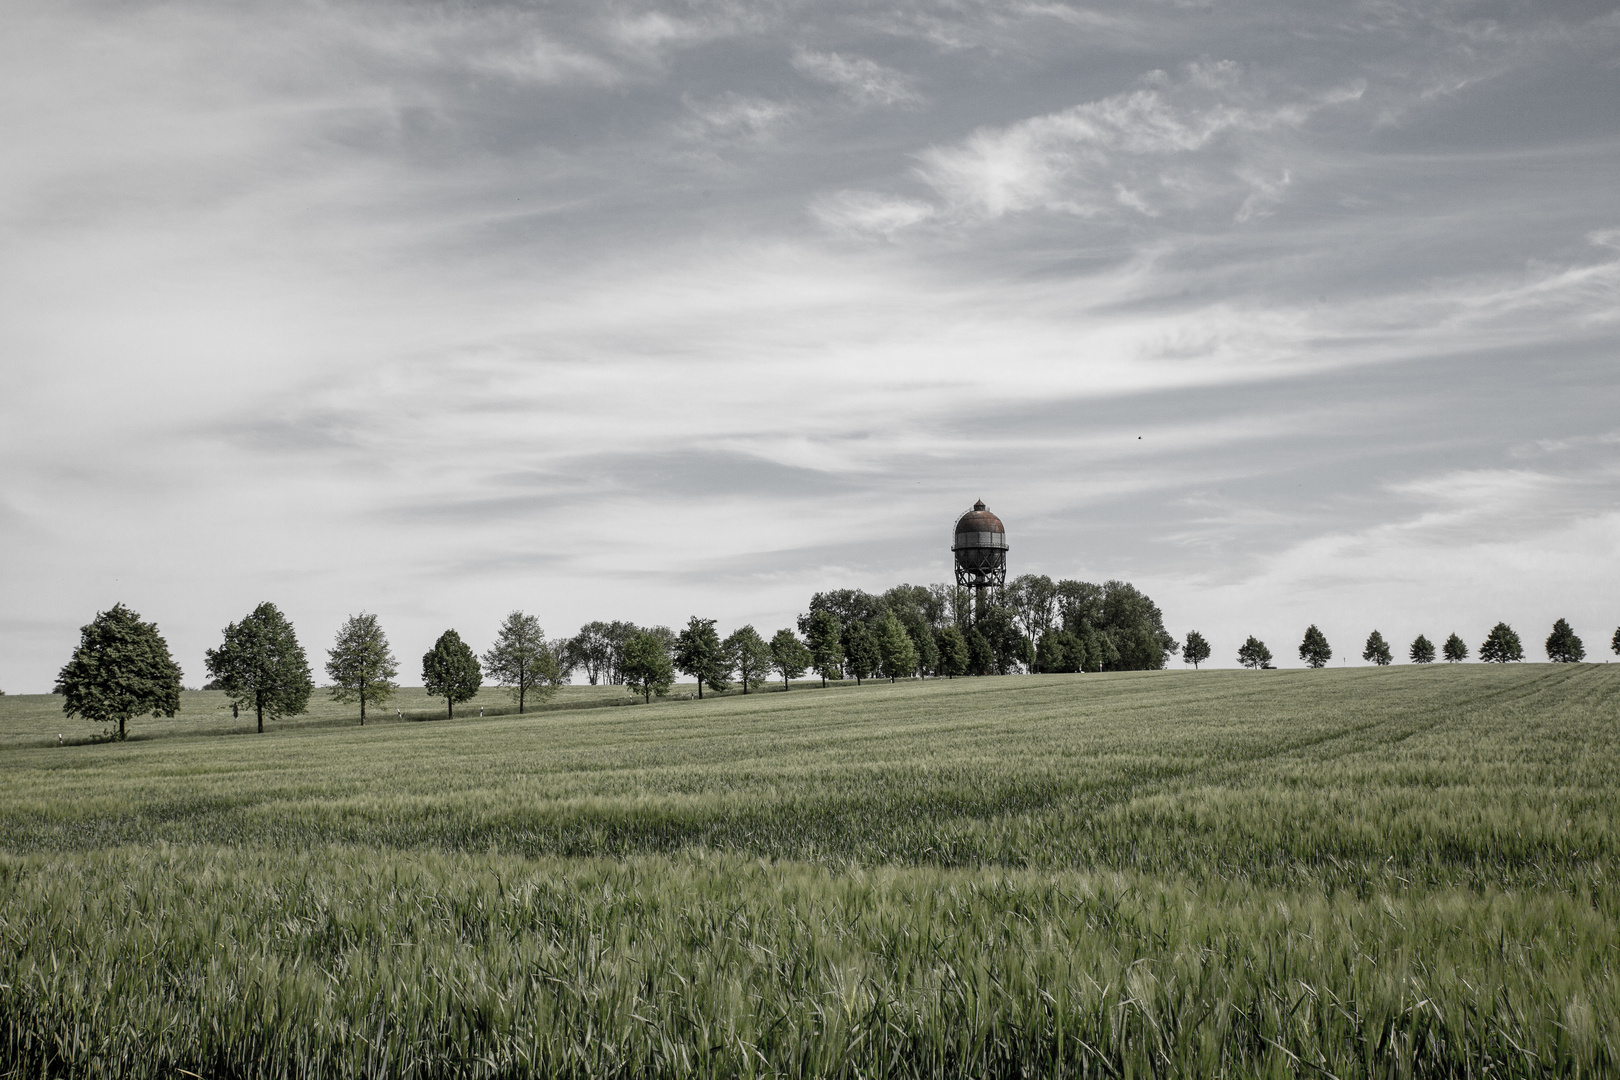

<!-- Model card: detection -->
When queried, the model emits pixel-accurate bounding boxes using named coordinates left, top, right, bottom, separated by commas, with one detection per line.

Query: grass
left=1, top=666, right=1616, bottom=1077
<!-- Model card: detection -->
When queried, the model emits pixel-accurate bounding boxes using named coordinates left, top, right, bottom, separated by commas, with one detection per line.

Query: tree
left=1006, top=574, right=1058, bottom=656
left=1443, top=633, right=1468, bottom=662
left=621, top=630, right=674, bottom=703
left=723, top=625, right=772, bottom=694
left=1035, top=629, right=1083, bottom=673
left=674, top=617, right=730, bottom=698
left=1097, top=582, right=1177, bottom=670
left=1182, top=630, right=1211, bottom=669
left=1299, top=625, right=1331, bottom=669
left=769, top=629, right=812, bottom=690
left=1362, top=630, right=1392, bottom=666
left=803, top=610, right=843, bottom=687
left=421, top=629, right=482, bottom=718
left=936, top=624, right=969, bottom=678
left=1479, top=622, right=1524, bottom=663
left=205, top=602, right=313, bottom=734
left=1613, top=626, right=1620, bottom=658
left=482, top=611, right=560, bottom=713
left=565, top=623, right=612, bottom=685
left=977, top=605, right=1027, bottom=674
left=1409, top=634, right=1435, bottom=664
left=965, top=627, right=994, bottom=676
left=843, top=622, right=880, bottom=684
left=875, top=612, right=918, bottom=682
left=906, top=619, right=940, bottom=677
left=1237, top=636, right=1272, bottom=670
left=325, top=612, right=398, bottom=725
left=1544, top=618, right=1585, bottom=663
left=56, top=603, right=182, bottom=740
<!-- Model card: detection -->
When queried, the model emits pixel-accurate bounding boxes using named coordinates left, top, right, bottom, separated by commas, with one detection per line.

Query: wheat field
left=1, top=665, right=1616, bottom=1077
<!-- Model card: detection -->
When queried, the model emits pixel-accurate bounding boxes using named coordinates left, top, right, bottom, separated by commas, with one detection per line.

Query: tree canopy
left=1409, top=635, right=1435, bottom=664
left=723, top=625, right=772, bottom=694
left=875, top=612, right=918, bottom=682
left=674, top=617, right=730, bottom=698
left=482, top=611, right=560, bottom=713
left=56, top=603, right=182, bottom=740
left=1443, top=633, right=1469, bottom=662
left=843, top=622, right=880, bottom=684
left=803, top=610, right=843, bottom=687
left=1237, top=636, right=1272, bottom=670
left=1544, top=619, right=1584, bottom=663
left=936, top=624, right=969, bottom=678
left=1362, top=630, right=1392, bottom=666
left=205, top=602, right=313, bottom=733
left=421, top=629, right=482, bottom=717
left=621, top=630, right=674, bottom=703
left=1182, top=631, right=1211, bottom=669
left=1299, top=625, right=1332, bottom=669
left=1479, top=623, right=1524, bottom=664
left=325, top=612, right=398, bottom=725
left=769, top=629, right=811, bottom=690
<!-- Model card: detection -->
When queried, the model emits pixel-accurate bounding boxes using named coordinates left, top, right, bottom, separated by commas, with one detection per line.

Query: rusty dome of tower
left=952, top=499, right=1008, bottom=589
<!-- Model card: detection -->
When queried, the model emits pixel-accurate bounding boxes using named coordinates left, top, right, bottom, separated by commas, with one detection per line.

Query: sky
left=2, top=0, right=1618, bottom=692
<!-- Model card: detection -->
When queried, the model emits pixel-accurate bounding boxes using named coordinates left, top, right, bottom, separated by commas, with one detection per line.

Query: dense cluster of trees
left=45, top=592, right=1619, bottom=739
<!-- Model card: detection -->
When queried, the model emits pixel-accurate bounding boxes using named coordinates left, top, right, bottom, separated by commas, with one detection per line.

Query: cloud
left=792, top=49, right=923, bottom=108
left=914, top=62, right=1356, bottom=222
left=812, top=190, right=935, bottom=235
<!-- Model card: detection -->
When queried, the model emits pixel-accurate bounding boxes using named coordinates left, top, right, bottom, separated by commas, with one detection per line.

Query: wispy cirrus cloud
left=792, top=48, right=923, bottom=108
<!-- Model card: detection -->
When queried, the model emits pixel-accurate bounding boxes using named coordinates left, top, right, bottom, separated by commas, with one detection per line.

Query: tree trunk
left=448, top=699, right=453, bottom=719
left=257, top=697, right=264, bottom=734
left=697, top=679, right=703, bottom=700
left=119, top=716, right=126, bottom=740
left=360, top=693, right=366, bottom=726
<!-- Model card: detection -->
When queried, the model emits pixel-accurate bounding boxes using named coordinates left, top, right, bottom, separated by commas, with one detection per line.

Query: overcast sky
left=3, top=0, right=1618, bottom=691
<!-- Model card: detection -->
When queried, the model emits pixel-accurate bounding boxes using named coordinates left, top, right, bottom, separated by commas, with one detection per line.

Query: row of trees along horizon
left=41, top=574, right=1620, bottom=739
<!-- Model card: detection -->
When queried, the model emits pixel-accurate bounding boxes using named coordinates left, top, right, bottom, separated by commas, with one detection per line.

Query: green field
left=1, top=667, right=1616, bottom=1077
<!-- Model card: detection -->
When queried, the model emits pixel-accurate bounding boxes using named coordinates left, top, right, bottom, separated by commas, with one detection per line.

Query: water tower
left=952, top=499, right=1008, bottom=615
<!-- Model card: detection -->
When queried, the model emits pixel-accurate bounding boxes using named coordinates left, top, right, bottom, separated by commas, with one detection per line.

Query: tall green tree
left=206, top=603, right=313, bottom=734
left=906, top=619, right=940, bottom=677
left=875, top=612, right=918, bottom=682
left=421, top=629, right=482, bottom=718
left=1035, top=629, right=1083, bottom=673
left=977, top=605, right=1027, bottom=675
left=674, top=617, right=729, bottom=698
left=1479, top=622, right=1524, bottom=663
left=769, top=629, right=811, bottom=690
left=965, top=627, right=994, bottom=676
left=1612, top=626, right=1620, bottom=658
left=1544, top=619, right=1585, bottom=663
left=1182, top=630, right=1211, bottom=669
left=1097, top=581, right=1178, bottom=671
left=56, top=603, right=182, bottom=740
left=1362, top=630, right=1392, bottom=666
left=482, top=611, right=560, bottom=713
left=1006, top=574, right=1058, bottom=655
left=804, top=610, right=843, bottom=687
left=843, top=622, right=880, bottom=684
left=1299, top=625, right=1332, bottom=669
left=1443, top=633, right=1469, bottom=662
left=723, top=625, right=772, bottom=694
left=1410, top=634, right=1436, bottom=664
left=936, top=624, right=969, bottom=678
left=565, top=622, right=612, bottom=685
left=325, top=612, right=398, bottom=725
left=621, top=630, right=674, bottom=703
left=1237, top=636, right=1272, bottom=670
